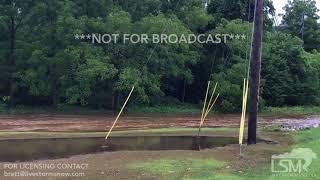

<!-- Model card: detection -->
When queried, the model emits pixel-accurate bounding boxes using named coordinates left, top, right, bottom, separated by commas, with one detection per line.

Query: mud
left=0, top=113, right=308, bottom=132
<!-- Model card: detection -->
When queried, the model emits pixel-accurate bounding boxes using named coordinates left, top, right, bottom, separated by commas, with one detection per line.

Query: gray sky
left=272, top=0, right=320, bottom=22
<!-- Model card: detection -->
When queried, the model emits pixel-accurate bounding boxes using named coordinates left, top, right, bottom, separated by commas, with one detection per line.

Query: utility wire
left=245, top=0, right=255, bottom=80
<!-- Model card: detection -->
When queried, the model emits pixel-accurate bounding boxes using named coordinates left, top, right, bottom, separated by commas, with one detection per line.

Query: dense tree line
left=0, top=0, right=319, bottom=112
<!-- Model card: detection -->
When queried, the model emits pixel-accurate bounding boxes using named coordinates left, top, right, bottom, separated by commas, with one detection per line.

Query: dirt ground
left=0, top=113, right=307, bottom=132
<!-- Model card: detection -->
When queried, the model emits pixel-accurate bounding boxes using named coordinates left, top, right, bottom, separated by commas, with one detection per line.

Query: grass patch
left=128, top=103, right=201, bottom=114
left=263, top=106, right=320, bottom=115
left=0, top=104, right=113, bottom=114
left=1, top=103, right=319, bottom=115
left=0, top=132, right=108, bottom=139
left=0, top=103, right=200, bottom=115
left=125, top=127, right=237, bottom=133
left=251, top=128, right=320, bottom=180
left=240, top=128, right=320, bottom=180
left=0, top=127, right=236, bottom=139
left=290, top=128, right=320, bottom=178
left=128, top=159, right=225, bottom=180
left=128, top=128, right=320, bottom=180
left=291, top=128, right=320, bottom=142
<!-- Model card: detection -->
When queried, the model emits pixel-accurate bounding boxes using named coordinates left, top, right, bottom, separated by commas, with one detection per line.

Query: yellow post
left=239, top=79, right=249, bottom=145
left=199, top=82, right=219, bottom=133
left=198, top=81, right=211, bottom=139
left=204, top=83, right=218, bottom=116
left=197, top=82, right=220, bottom=151
left=202, top=93, right=220, bottom=123
left=105, top=86, right=135, bottom=140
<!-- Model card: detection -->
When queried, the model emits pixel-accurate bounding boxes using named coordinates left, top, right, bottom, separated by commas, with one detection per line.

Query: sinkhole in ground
left=0, top=136, right=240, bottom=162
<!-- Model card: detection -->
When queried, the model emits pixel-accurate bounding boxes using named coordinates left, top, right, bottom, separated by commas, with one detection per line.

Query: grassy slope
left=1, top=103, right=319, bottom=115
left=128, top=159, right=226, bottom=180
left=0, top=128, right=237, bottom=139
left=290, top=128, right=320, bottom=178
left=263, top=106, right=320, bottom=115
left=0, top=103, right=200, bottom=114
left=128, top=128, right=320, bottom=180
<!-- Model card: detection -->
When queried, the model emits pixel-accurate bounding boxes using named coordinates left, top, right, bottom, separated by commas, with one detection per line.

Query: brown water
left=0, top=136, right=237, bottom=162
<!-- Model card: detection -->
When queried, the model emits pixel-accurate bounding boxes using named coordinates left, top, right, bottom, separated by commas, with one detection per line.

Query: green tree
left=261, top=32, right=319, bottom=106
left=282, top=0, right=320, bottom=51
left=182, top=7, right=213, bottom=32
left=0, top=0, right=33, bottom=105
left=207, top=20, right=252, bottom=112
left=136, top=14, right=199, bottom=103
left=302, top=51, right=320, bottom=104
left=63, top=44, right=117, bottom=106
left=207, top=0, right=275, bottom=30
left=113, top=0, right=161, bottom=21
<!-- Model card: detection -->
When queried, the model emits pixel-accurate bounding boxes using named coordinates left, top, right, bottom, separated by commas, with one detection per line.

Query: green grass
left=289, top=128, right=320, bottom=179
left=126, top=127, right=237, bottom=133
left=128, top=158, right=245, bottom=180
left=0, top=103, right=201, bottom=114
left=0, top=131, right=108, bottom=139
left=128, top=159, right=227, bottom=180
left=0, top=127, right=236, bottom=139
left=2, top=102, right=319, bottom=115
left=0, top=104, right=113, bottom=114
left=128, top=103, right=201, bottom=114
left=128, top=128, right=320, bottom=180
left=263, top=106, right=320, bottom=115
left=246, top=128, right=320, bottom=180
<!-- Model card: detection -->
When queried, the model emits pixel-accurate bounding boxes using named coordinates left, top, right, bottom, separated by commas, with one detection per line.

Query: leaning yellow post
left=198, top=81, right=211, bottom=138
left=204, top=83, right=218, bottom=116
left=105, top=86, right=135, bottom=140
left=201, top=82, right=218, bottom=126
left=239, top=79, right=249, bottom=156
left=239, top=79, right=246, bottom=145
left=202, top=93, right=219, bottom=122
left=197, top=82, right=219, bottom=151
left=198, top=82, right=219, bottom=137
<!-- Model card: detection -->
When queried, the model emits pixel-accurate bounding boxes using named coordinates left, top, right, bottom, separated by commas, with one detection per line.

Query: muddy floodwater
left=0, top=113, right=311, bottom=131
left=272, top=115, right=320, bottom=130
left=0, top=136, right=238, bottom=162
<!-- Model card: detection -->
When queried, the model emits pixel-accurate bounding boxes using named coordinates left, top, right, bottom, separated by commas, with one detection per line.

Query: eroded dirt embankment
left=0, top=113, right=316, bottom=132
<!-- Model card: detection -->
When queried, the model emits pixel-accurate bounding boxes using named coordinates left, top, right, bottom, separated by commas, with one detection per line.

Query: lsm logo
left=271, top=148, right=317, bottom=173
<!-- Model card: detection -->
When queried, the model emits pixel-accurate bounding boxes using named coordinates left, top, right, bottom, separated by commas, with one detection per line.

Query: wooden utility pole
left=247, top=0, right=263, bottom=145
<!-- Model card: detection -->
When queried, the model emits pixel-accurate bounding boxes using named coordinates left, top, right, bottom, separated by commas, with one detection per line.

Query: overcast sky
left=272, top=0, right=320, bottom=22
